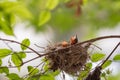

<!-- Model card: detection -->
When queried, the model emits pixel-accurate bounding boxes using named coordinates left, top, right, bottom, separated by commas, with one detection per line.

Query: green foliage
left=40, top=74, right=54, bottom=80
left=101, top=69, right=112, bottom=79
left=0, top=49, right=12, bottom=59
left=43, top=59, right=49, bottom=71
left=27, top=66, right=39, bottom=76
left=38, top=10, right=51, bottom=26
left=46, top=0, right=59, bottom=10
left=86, top=62, right=92, bottom=70
left=11, top=53, right=23, bottom=71
left=26, top=75, right=40, bottom=80
left=18, top=52, right=26, bottom=58
left=91, top=53, right=106, bottom=62
left=0, top=1, right=32, bottom=35
left=0, top=59, right=2, bottom=66
left=78, top=63, right=92, bottom=80
left=0, top=0, right=120, bottom=35
left=0, top=13, right=14, bottom=35
left=7, top=73, right=22, bottom=80
left=106, top=69, right=112, bottom=75
left=26, top=70, right=60, bottom=80
left=113, top=54, right=120, bottom=61
left=11, top=51, right=26, bottom=70
left=102, top=60, right=112, bottom=69
left=0, top=1, right=32, bottom=19
left=40, top=70, right=60, bottom=80
left=108, top=73, right=120, bottom=80
left=21, top=38, right=30, bottom=50
left=101, top=72, right=106, bottom=78
left=78, top=71, right=88, bottom=80
left=0, top=67, right=9, bottom=74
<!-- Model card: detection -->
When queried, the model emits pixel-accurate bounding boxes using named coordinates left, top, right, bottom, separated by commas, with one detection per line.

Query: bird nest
left=45, top=43, right=89, bottom=75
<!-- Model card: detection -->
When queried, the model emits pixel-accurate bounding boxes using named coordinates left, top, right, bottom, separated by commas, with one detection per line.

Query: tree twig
left=100, top=42, right=120, bottom=67
left=84, top=42, right=120, bottom=80
left=0, top=38, right=41, bottom=56
left=79, top=35, right=120, bottom=44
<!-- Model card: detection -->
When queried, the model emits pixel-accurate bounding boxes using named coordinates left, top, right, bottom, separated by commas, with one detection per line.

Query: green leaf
left=0, top=49, right=12, bottom=59
left=38, top=10, right=51, bottom=26
left=101, top=72, right=106, bottom=77
left=18, top=52, right=26, bottom=59
left=102, top=60, right=112, bottom=69
left=86, top=63, right=92, bottom=70
left=21, top=38, right=30, bottom=50
left=0, top=59, right=2, bottom=66
left=27, top=66, right=39, bottom=76
left=46, top=0, right=59, bottom=10
left=0, top=2, right=32, bottom=20
left=7, top=73, right=21, bottom=80
left=26, top=75, right=40, bottom=80
left=9, top=13, right=16, bottom=26
left=106, top=69, right=112, bottom=74
left=113, top=54, right=120, bottom=61
left=39, top=70, right=59, bottom=80
left=43, top=60, right=49, bottom=71
left=0, top=13, right=14, bottom=35
left=0, top=67, right=9, bottom=74
left=52, top=70, right=60, bottom=76
left=13, top=6, right=32, bottom=19
left=62, top=0, right=71, bottom=3
left=11, top=53, right=22, bottom=71
left=40, top=74, right=55, bottom=80
left=78, top=71, right=88, bottom=80
left=91, top=53, right=106, bottom=62
left=4, top=13, right=16, bottom=27
left=83, top=0, right=88, bottom=5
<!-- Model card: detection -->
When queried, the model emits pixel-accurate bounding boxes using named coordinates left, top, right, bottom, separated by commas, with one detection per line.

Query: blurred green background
left=0, top=0, right=120, bottom=39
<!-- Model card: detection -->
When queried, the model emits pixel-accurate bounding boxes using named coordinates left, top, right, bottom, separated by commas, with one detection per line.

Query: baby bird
left=70, top=35, right=78, bottom=45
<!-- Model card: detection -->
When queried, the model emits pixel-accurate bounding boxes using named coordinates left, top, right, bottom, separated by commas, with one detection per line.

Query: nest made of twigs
left=45, top=43, right=89, bottom=75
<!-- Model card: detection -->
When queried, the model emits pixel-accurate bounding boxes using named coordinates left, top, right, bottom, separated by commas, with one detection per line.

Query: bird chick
left=70, top=35, right=78, bottom=45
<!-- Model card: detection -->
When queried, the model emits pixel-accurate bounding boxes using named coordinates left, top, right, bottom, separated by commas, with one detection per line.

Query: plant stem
left=0, top=38, right=41, bottom=56
left=79, top=35, right=120, bottom=44
left=100, top=42, right=120, bottom=67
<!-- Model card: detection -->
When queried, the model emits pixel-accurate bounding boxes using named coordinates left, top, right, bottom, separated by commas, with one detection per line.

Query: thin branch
left=84, top=42, right=120, bottom=80
left=79, top=35, right=120, bottom=44
left=13, top=51, right=44, bottom=53
left=54, top=35, right=120, bottom=52
left=0, top=35, right=120, bottom=69
left=28, top=62, right=44, bottom=76
left=0, top=56, right=41, bottom=68
left=0, top=52, right=49, bottom=68
left=100, top=42, right=120, bottom=67
left=34, top=44, right=46, bottom=49
left=91, top=43, right=102, bottom=50
left=2, top=41, right=14, bottom=51
left=0, top=38, right=41, bottom=56
left=23, top=56, right=41, bottom=64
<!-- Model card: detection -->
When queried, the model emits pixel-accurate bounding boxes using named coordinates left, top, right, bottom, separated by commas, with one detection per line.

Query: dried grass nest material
left=45, top=43, right=89, bottom=74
